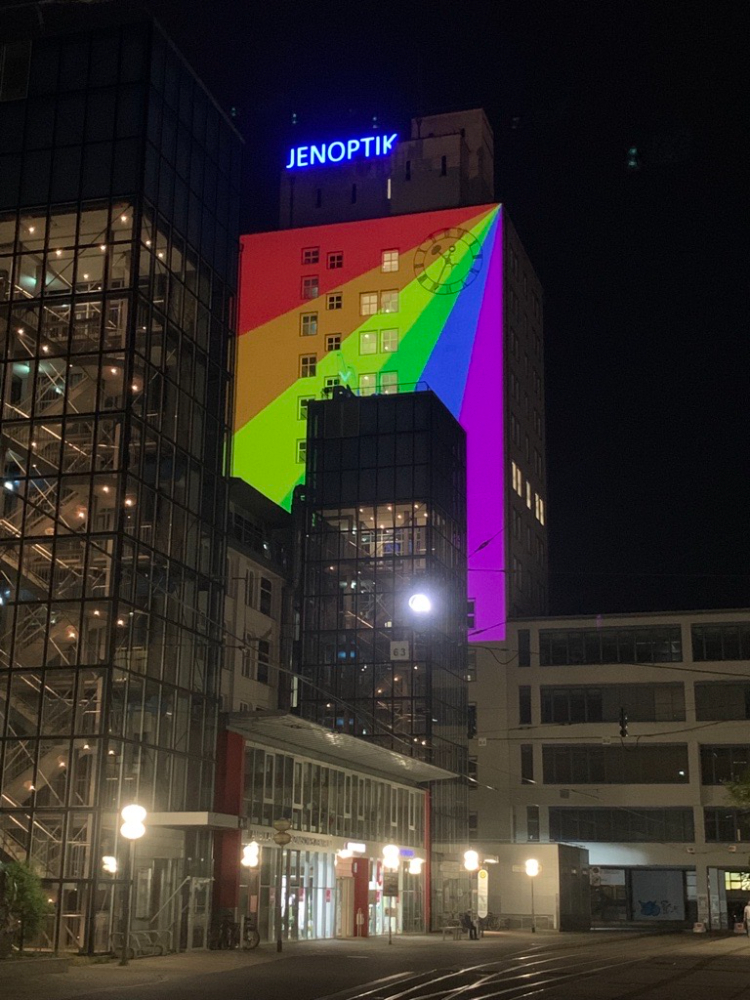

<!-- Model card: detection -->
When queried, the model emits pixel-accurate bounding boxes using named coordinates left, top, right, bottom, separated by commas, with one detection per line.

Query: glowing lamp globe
left=408, top=593, right=432, bottom=614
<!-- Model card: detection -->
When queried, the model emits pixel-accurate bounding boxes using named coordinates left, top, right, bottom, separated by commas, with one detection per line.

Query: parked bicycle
left=243, top=915, right=260, bottom=950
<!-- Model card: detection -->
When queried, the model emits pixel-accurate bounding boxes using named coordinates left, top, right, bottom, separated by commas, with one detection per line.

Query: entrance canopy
left=225, top=711, right=457, bottom=786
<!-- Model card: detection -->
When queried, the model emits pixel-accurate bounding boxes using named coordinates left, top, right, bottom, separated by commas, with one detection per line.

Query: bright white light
left=525, top=858, right=540, bottom=877
left=346, top=842, right=366, bottom=854
left=464, top=850, right=479, bottom=871
left=102, top=855, right=118, bottom=874
left=383, top=843, right=400, bottom=869
left=241, top=841, right=260, bottom=868
left=408, top=858, right=423, bottom=875
left=121, top=821, right=145, bottom=840
left=121, top=804, right=147, bottom=824
left=408, top=593, right=431, bottom=614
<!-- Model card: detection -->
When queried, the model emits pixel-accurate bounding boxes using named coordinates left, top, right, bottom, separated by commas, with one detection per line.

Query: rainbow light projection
left=234, top=203, right=505, bottom=640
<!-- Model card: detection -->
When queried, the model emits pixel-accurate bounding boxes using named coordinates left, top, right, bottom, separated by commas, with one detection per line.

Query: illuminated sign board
left=286, top=133, right=398, bottom=169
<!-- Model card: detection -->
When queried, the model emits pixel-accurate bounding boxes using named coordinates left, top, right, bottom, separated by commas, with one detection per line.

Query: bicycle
left=243, top=915, right=260, bottom=950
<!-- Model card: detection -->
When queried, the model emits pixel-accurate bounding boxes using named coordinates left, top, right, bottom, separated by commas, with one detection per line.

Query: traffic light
left=619, top=708, right=628, bottom=738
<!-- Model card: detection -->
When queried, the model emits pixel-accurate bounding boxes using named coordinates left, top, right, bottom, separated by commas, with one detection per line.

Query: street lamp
left=273, top=819, right=292, bottom=953
left=408, top=593, right=432, bottom=614
left=382, top=844, right=400, bottom=945
left=525, top=858, right=540, bottom=933
left=119, top=804, right=146, bottom=966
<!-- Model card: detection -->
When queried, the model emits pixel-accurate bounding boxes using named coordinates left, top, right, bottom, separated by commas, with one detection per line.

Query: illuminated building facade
left=234, top=176, right=548, bottom=640
left=0, top=11, right=241, bottom=952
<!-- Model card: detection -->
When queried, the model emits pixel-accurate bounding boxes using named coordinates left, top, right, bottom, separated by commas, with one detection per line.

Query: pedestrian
left=463, top=910, right=478, bottom=940
left=743, top=899, right=750, bottom=936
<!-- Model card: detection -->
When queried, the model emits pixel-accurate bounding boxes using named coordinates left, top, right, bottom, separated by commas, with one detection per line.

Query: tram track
left=320, top=934, right=750, bottom=1000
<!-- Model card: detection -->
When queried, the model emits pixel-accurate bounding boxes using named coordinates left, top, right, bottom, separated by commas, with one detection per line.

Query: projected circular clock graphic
left=413, top=226, right=484, bottom=294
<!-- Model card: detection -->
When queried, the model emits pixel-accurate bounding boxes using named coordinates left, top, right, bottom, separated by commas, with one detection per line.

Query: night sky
left=138, top=1, right=749, bottom=616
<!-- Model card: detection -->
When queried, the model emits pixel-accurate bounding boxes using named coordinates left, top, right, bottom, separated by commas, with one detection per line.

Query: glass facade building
left=0, top=12, right=241, bottom=952
left=295, top=389, right=469, bottom=847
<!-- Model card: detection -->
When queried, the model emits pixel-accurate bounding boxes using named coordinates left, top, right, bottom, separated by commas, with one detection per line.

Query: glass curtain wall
left=297, top=391, right=469, bottom=846
left=0, top=17, right=240, bottom=952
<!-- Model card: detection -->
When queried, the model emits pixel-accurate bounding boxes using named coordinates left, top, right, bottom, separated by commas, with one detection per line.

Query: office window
left=359, top=330, right=377, bottom=355
left=380, top=371, right=398, bottom=394
left=325, top=334, right=341, bottom=352
left=695, top=682, right=750, bottom=721
left=327, top=251, right=343, bottom=269
left=326, top=292, right=342, bottom=310
left=244, top=572, right=254, bottom=606
left=701, top=746, right=750, bottom=785
left=302, top=247, right=319, bottom=265
left=381, top=289, right=399, bottom=313
left=381, top=250, right=399, bottom=273
left=323, top=375, right=340, bottom=393
left=542, top=744, right=689, bottom=784
left=360, top=292, right=378, bottom=316
left=468, top=811, right=478, bottom=837
left=468, top=703, right=477, bottom=739
left=512, top=556, right=523, bottom=590
left=540, top=683, right=685, bottom=724
left=526, top=481, right=532, bottom=509
left=527, top=805, right=540, bottom=842
left=359, top=373, right=376, bottom=396
left=511, top=461, right=523, bottom=496
left=466, top=600, right=475, bottom=632
left=540, top=626, right=682, bottom=666
left=299, top=354, right=316, bottom=377
left=259, top=577, right=272, bottom=616
left=692, top=623, right=750, bottom=661
left=512, top=508, right=522, bottom=540
left=257, top=639, right=271, bottom=684
left=300, top=312, right=318, bottom=336
left=550, top=807, right=693, bottom=843
left=301, top=275, right=319, bottom=299
left=518, top=629, right=531, bottom=667
left=704, top=808, right=750, bottom=843
left=381, top=328, right=398, bottom=352
left=521, top=744, right=534, bottom=784
left=534, top=410, right=543, bottom=438
left=468, top=756, right=478, bottom=788
left=296, top=440, right=307, bottom=465
left=0, top=41, right=31, bottom=102
left=242, top=634, right=253, bottom=678
left=298, top=397, right=314, bottom=420
left=519, top=686, right=532, bottom=725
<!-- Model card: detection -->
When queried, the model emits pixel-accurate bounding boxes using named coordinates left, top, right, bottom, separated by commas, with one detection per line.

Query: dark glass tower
left=0, top=10, right=241, bottom=952
left=295, top=388, right=469, bottom=845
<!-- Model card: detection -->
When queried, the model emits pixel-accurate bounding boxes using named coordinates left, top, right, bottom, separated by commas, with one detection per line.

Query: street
left=5, top=932, right=750, bottom=1000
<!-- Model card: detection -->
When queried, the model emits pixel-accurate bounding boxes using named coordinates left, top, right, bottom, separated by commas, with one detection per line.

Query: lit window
left=302, top=247, right=319, bottom=265
left=301, top=275, right=318, bottom=299
left=360, top=373, right=376, bottom=396
left=327, top=292, right=342, bottom=310
left=359, top=331, right=377, bottom=355
left=380, top=328, right=398, bottom=352
left=360, top=292, right=378, bottom=316
left=296, top=440, right=307, bottom=464
left=325, top=334, right=341, bottom=352
left=380, top=371, right=398, bottom=394
left=299, top=354, right=316, bottom=377
left=328, top=251, right=343, bottom=269
left=526, top=481, right=532, bottom=509
left=381, top=289, right=399, bottom=313
left=539, top=497, right=545, bottom=525
left=298, top=397, right=313, bottom=420
left=300, top=312, right=318, bottom=336
left=511, top=461, right=523, bottom=496
left=381, top=250, right=399, bottom=273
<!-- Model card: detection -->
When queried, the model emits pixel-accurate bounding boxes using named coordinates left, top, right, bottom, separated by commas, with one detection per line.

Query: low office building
left=471, top=609, right=750, bottom=930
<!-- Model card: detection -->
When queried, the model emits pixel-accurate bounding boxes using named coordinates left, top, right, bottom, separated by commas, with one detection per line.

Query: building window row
left=550, top=807, right=694, bottom=843
left=692, top=622, right=750, bottom=662
left=539, top=626, right=682, bottom=666
left=695, top=682, right=750, bottom=721
left=244, top=744, right=423, bottom=842
left=542, top=743, right=689, bottom=784
left=300, top=248, right=398, bottom=274
left=704, top=808, right=750, bottom=843
left=540, top=683, right=685, bottom=725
